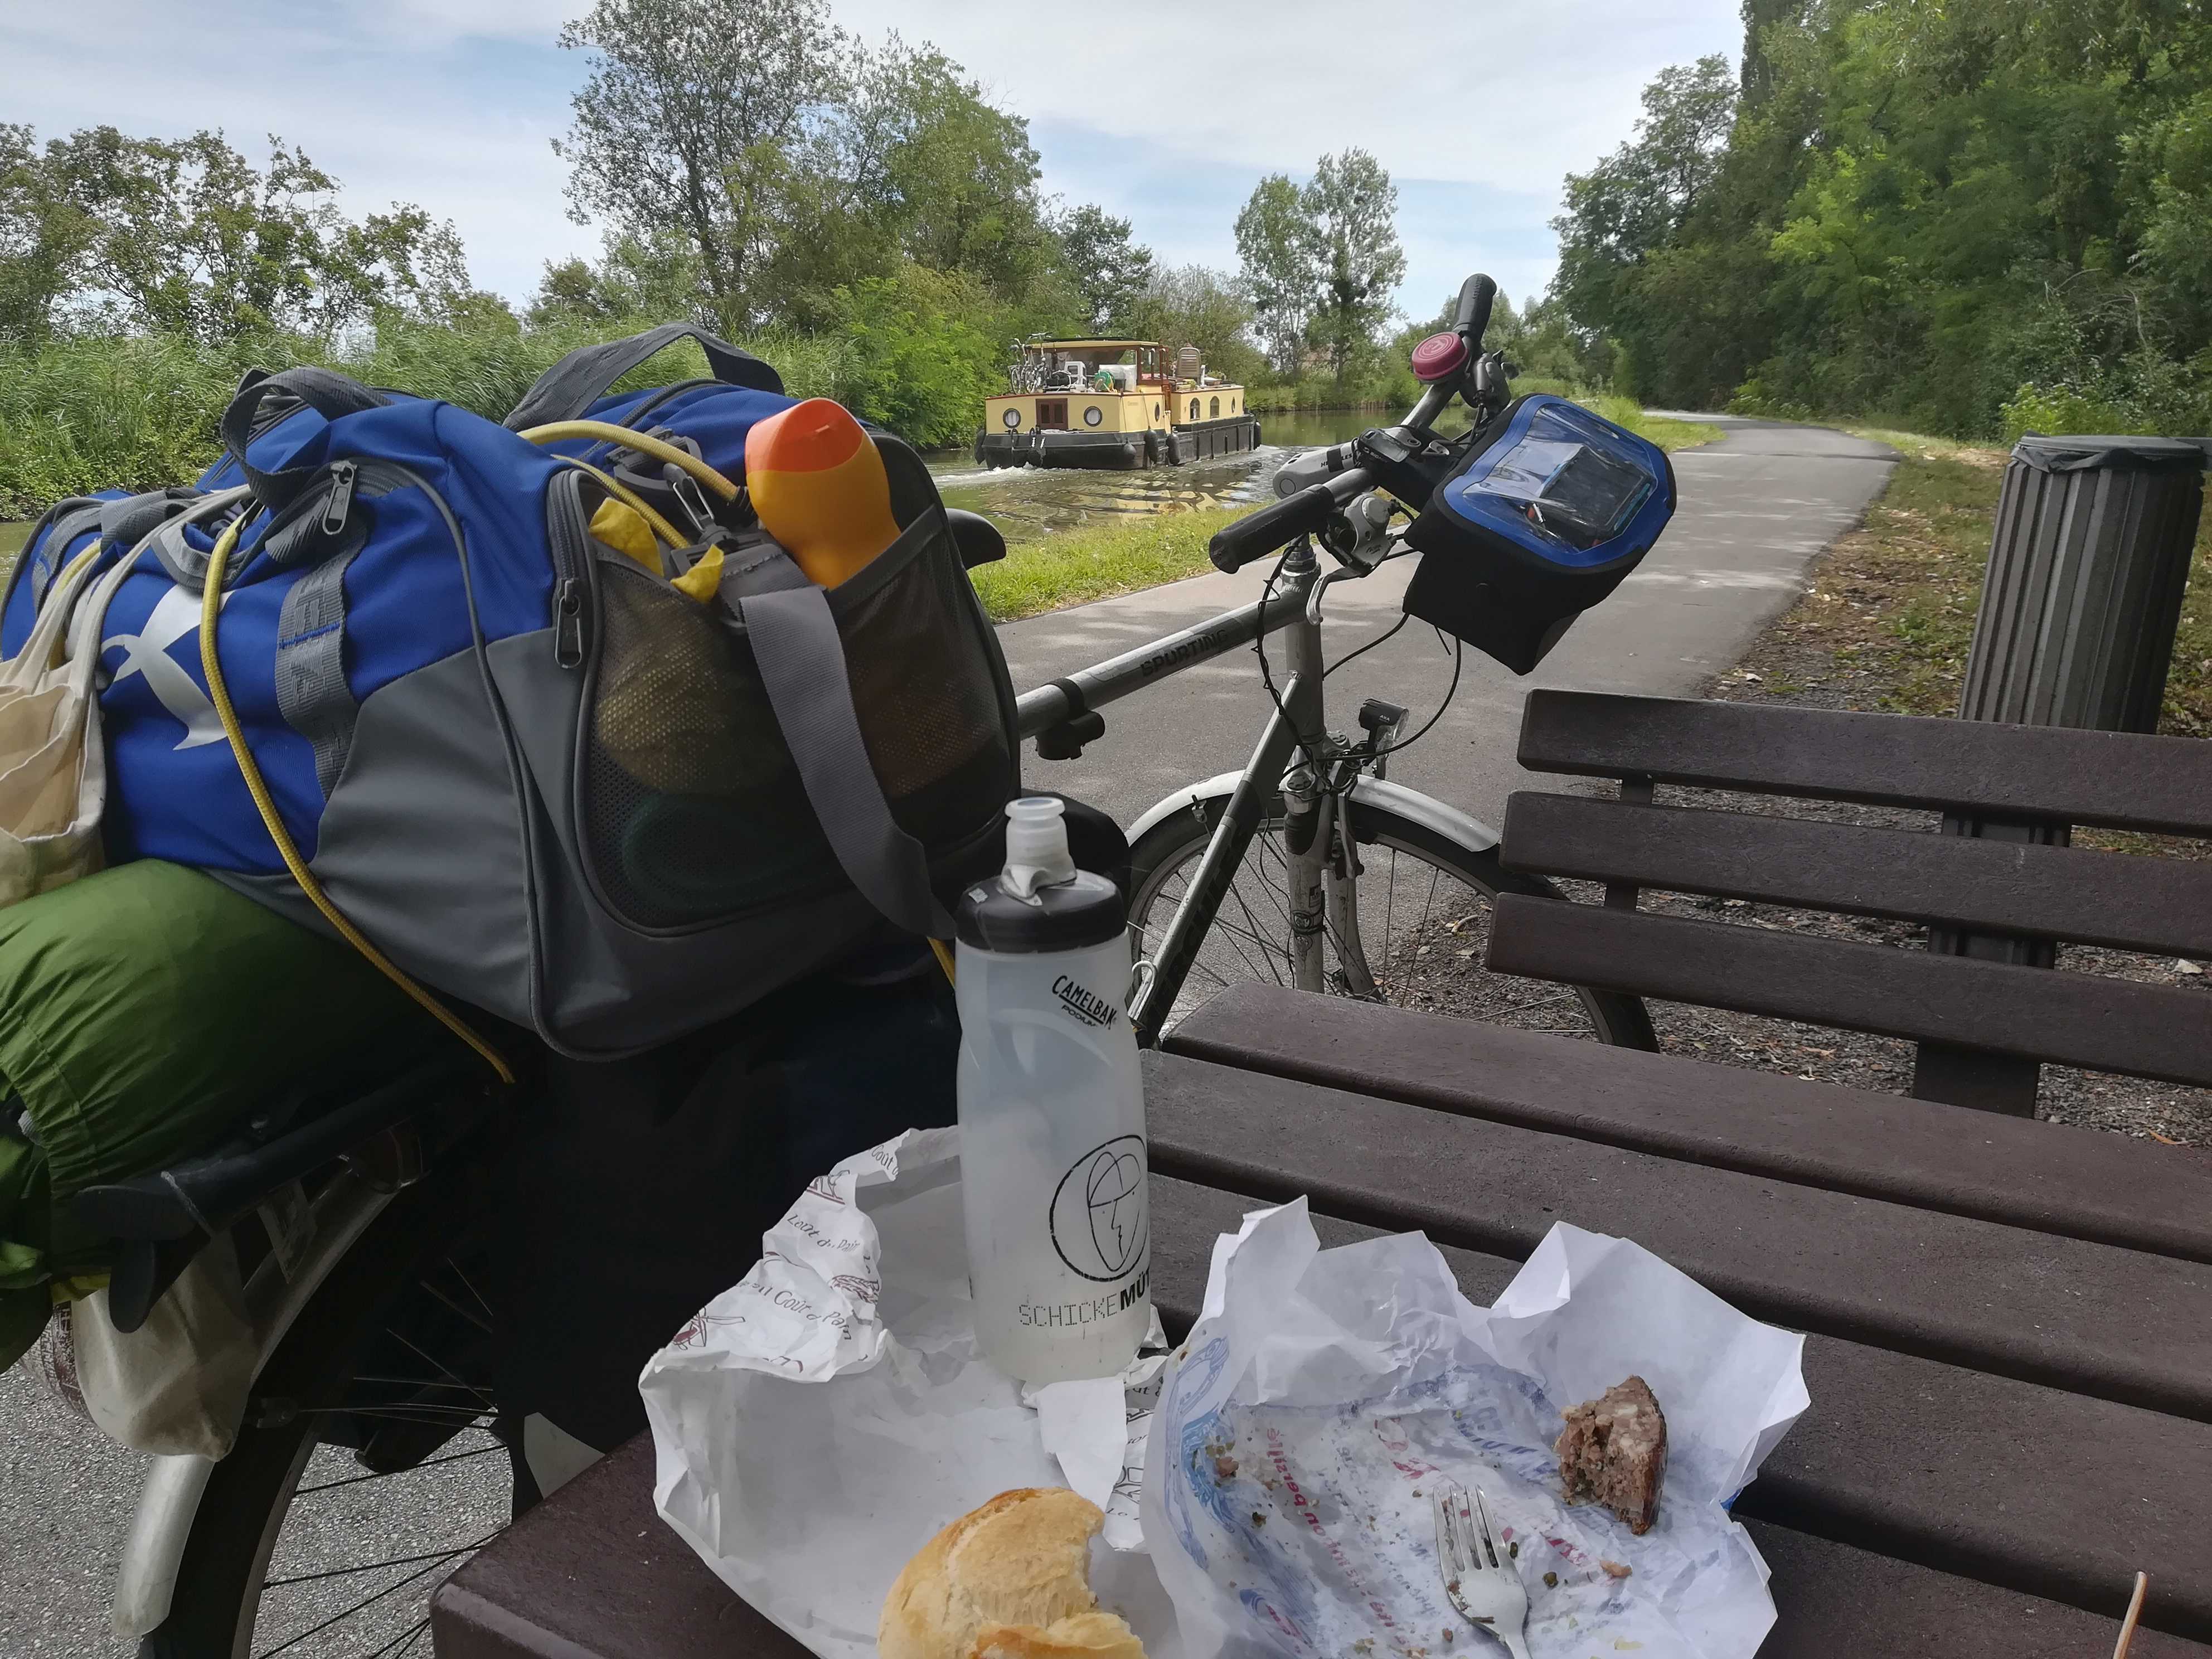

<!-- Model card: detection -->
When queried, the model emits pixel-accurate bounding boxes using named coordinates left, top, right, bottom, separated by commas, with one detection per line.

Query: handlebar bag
left=0, top=333, right=1019, bottom=1058
left=1403, top=394, right=1676, bottom=674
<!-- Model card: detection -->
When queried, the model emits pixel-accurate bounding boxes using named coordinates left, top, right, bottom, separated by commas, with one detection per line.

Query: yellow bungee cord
left=198, top=511, right=515, bottom=1085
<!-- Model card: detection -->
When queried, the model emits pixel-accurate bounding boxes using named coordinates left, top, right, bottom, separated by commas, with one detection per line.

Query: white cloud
left=0, top=0, right=1739, bottom=312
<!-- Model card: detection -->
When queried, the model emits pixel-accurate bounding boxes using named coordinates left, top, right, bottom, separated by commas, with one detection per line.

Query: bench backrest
left=1490, top=691, right=2212, bottom=1115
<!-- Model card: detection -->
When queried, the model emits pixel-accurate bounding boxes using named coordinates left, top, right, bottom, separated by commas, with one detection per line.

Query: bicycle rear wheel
left=143, top=1158, right=511, bottom=1659
left=1127, top=790, right=1653, bottom=1046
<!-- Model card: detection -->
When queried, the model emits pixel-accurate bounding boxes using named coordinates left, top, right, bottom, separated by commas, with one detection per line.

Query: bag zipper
left=321, top=461, right=358, bottom=535
left=546, top=470, right=594, bottom=670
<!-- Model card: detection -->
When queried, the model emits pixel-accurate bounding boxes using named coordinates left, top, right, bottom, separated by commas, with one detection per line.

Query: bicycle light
left=1401, top=394, right=1675, bottom=673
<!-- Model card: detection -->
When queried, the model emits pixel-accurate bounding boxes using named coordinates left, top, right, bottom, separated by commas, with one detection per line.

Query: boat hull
left=973, top=415, right=1263, bottom=470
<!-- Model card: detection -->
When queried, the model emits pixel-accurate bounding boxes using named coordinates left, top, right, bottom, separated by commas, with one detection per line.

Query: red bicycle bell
left=1410, top=331, right=1470, bottom=384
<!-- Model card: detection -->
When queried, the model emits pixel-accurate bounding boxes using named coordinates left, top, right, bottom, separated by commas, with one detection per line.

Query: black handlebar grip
left=1453, top=274, right=1498, bottom=343
left=1208, top=483, right=1339, bottom=573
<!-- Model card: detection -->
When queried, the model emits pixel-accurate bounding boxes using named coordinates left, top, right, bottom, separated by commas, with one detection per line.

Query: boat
left=973, top=339, right=1262, bottom=470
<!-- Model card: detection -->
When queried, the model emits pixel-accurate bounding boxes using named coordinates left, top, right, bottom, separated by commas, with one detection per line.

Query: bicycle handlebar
left=1453, top=273, right=1498, bottom=342
left=1209, top=270, right=1499, bottom=573
left=1209, top=467, right=1375, bottom=572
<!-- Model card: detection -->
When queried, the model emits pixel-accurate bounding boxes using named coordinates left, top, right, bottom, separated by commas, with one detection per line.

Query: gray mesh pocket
left=579, top=511, right=1012, bottom=932
left=581, top=562, right=842, bottom=929
left=831, top=512, right=1015, bottom=850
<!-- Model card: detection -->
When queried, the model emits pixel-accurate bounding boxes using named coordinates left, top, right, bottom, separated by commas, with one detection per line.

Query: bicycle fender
left=111, top=1177, right=395, bottom=1638
left=1127, top=772, right=1501, bottom=855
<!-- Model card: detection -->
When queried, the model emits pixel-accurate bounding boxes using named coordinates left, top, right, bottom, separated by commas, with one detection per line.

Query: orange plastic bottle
left=744, top=399, right=903, bottom=588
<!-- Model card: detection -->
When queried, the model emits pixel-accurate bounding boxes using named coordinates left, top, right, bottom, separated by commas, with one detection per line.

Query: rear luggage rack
left=70, top=1058, right=477, bottom=1333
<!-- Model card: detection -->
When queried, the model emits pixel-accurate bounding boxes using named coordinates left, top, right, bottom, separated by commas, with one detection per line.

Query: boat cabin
left=976, top=339, right=1260, bottom=470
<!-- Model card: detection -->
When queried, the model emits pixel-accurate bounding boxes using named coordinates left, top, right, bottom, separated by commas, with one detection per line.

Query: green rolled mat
left=0, top=860, right=445, bottom=1367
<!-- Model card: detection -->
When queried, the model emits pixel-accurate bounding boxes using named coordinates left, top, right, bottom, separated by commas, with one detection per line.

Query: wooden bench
left=1147, top=693, right=2212, bottom=1645
left=431, top=693, right=2212, bottom=1656
left=1491, top=690, right=2212, bottom=1115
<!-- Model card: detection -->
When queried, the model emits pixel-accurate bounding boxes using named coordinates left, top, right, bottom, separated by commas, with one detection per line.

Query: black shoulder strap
left=220, top=367, right=391, bottom=513
left=503, top=324, right=784, bottom=431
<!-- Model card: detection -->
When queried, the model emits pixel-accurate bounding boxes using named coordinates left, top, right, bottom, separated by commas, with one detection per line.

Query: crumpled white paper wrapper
left=638, top=1129, right=1179, bottom=1659
left=1140, top=1201, right=1810, bottom=1659
left=641, top=1135, right=1806, bottom=1659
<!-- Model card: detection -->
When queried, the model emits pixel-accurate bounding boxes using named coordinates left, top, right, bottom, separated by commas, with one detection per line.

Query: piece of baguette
left=880, top=1488, right=1141, bottom=1659
left=971, top=1611, right=1147, bottom=1659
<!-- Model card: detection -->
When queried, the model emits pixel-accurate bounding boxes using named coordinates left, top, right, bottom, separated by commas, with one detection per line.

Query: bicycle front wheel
left=1127, top=790, right=1654, bottom=1047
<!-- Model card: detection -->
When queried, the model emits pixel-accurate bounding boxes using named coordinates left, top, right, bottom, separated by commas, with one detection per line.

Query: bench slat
left=1143, top=1053, right=2212, bottom=1422
left=1485, top=893, right=2212, bottom=1087
left=1500, top=792, right=2212, bottom=957
left=1153, top=1172, right=2212, bottom=1643
left=1517, top=690, right=2212, bottom=836
left=1163, top=984, right=2212, bottom=1262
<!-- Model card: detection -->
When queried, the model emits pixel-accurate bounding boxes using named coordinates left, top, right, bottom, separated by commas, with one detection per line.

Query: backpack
left=0, top=327, right=1020, bottom=1059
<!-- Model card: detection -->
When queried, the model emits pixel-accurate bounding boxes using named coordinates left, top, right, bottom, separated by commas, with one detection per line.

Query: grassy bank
left=968, top=508, right=1239, bottom=622
left=1600, top=400, right=1721, bottom=454
left=1711, top=429, right=2209, bottom=735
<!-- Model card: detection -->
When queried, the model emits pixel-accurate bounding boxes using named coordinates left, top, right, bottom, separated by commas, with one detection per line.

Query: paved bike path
left=994, top=415, right=1896, bottom=832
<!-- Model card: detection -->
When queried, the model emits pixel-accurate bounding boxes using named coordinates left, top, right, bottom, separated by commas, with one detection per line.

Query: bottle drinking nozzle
left=1000, top=795, right=1077, bottom=898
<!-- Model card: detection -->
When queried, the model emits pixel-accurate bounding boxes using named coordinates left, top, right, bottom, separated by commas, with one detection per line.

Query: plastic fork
left=1434, top=1479, right=1532, bottom=1659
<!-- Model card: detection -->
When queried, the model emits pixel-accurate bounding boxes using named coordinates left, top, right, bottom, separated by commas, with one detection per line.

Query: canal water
left=928, top=408, right=1396, bottom=544
left=0, top=410, right=1418, bottom=570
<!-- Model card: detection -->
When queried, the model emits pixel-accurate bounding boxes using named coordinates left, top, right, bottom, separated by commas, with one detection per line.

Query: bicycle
left=1017, top=273, right=1656, bottom=1049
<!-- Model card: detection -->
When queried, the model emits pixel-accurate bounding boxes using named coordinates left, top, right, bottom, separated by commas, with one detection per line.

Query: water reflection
left=926, top=409, right=1395, bottom=544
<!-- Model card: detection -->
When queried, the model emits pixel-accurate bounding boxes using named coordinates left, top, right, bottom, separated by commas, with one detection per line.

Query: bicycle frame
left=1015, top=541, right=1372, bottom=1044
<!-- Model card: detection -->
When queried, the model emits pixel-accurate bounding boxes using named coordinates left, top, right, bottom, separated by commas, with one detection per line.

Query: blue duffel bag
left=0, top=330, right=1019, bottom=1063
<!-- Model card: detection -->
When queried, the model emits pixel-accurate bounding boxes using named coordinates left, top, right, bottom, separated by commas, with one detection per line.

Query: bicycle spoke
left=445, top=1262, right=495, bottom=1323
left=415, top=1276, right=493, bottom=1335
left=1397, top=863, right=1445, bottom=1008
left=1219, top=885, right=1286, bottom=986
left=264, top=1541, right=489, bottom=1590
left=1136, top=812, right=1618, bottom=1043
left=293, top=1442, right=505, bottom=1497
left=382, top=1328, right=491, bottom=1407
left=254, top=1531, right=497, bottom=1658
left=1382, top=846, right=1400, bottom=989
left=348, top=1377, right=493, bottom=1393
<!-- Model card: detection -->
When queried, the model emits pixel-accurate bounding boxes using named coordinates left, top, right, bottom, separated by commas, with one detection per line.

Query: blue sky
left=1, top=0, right=1743, bottom=322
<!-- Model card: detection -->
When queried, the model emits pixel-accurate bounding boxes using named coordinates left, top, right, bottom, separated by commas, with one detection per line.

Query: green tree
left=1551, top=1, right=2212, bottom=435
left=1550, top=54, right=1738, bottom=390
left=1234, top=173, right=1317, bottom=375
left=25, top=125, right=472, bottom=344
left=0, top=124, right=97, bottom=347
left=680, top=32, right=1065, bottom=331
left=528, top=230, right=705, bottom=327
left=1056, top=204, right=1156, bottom=334
left=554, top=0, right=850, bottom=333
left=1127, top=265, right=1262, bottom=384
left=1300, top=149, right=1405, bottom=381
left=829, top=263, right=1002, bottom=445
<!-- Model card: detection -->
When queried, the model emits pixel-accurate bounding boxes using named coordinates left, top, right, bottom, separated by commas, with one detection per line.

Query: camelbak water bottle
left=957, top=798, right=1149, bottom=1385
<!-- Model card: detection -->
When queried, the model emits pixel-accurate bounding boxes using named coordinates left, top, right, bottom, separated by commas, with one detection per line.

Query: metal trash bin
left=1961, top=433, right=2208, bottom=733
left=1919, top=433, right=2208, bottom=1115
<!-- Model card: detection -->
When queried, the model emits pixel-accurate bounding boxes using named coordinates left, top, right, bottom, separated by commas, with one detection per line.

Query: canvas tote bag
left=0, top=545, right=136, bottom=906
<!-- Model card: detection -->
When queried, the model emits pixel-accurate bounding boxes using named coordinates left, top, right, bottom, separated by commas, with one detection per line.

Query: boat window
left=1188, top=398, right=1200, bottom=420
left=1210, top=396, right=1220, bottom=418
